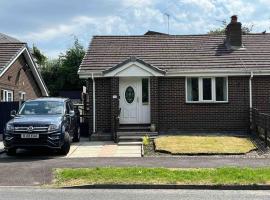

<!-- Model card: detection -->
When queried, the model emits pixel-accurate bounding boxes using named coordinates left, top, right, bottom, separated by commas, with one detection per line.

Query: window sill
left=186, top=101, right=229, bottom=104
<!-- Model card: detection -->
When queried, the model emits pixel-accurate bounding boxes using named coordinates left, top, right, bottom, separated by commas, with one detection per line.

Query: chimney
left=225, top=15, right=242, bottom=47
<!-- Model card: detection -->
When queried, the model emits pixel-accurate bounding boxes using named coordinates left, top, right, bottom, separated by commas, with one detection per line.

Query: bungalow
left=0, top=33, right=48, bottom=102
left=78, top=17, right=270, bottom=140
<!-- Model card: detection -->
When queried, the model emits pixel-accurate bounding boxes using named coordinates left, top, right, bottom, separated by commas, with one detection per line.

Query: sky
left=1, top=0, right=270, bottom=58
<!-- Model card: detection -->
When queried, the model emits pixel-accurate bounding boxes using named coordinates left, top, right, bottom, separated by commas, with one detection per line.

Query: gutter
left=249, top=71, right=254, bottom=124
left=249, top=71, right=253, bottom=109
left=91, top=73, right=96, bottom=133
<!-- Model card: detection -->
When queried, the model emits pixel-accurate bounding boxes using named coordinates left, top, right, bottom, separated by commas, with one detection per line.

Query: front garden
left=143, top=135, right=262, bottom=156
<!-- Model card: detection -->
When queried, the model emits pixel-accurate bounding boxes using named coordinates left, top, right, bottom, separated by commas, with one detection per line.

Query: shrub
left=142, top=135, right=150, bottom=146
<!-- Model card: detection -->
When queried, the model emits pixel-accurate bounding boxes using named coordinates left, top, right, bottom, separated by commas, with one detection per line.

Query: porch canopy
left=103, top=56, right=166, bottom=77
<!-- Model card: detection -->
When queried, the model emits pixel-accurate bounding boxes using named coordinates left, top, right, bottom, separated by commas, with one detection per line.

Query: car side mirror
left=69, top=110, right=75, bottom=116
left=10, top=110, right=16, bottom=117
left=66, top=110, right=75, bottom=116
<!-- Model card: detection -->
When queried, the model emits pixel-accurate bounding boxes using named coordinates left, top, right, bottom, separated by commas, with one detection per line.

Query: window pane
left=216, top=77, right=227, bottom=101
left=21, top=93, right=25, bottom=101
left=187, top=78, right=199, bottom=101
left=4, top=91, right=7, bottom=102
left=142, top=78, right=149, bottom=103
left=7, top=92, right=12, bottom=102
left=203, top=78, right=212, bottom=100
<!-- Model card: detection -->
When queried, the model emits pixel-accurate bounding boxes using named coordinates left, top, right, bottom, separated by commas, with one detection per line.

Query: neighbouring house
left=78, top=17, right=270, bottom=140
left=0, top=33, right=48, bottom=102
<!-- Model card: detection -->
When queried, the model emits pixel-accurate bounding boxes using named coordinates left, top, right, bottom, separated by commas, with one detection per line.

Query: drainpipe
left=249, top=71, right=254, bottom=124
left=91, top=73, right=96, bottom=133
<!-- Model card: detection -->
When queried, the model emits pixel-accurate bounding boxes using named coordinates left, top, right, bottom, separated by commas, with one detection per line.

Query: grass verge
left=154, top=136, right=256, bottom=154
left=53, top=167, right=270, bottom=187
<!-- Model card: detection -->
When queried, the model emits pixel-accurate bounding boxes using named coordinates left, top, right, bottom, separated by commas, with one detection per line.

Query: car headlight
left=48, top=124, right=59, bottom=132
left=6, top=124, right=14, bottom=132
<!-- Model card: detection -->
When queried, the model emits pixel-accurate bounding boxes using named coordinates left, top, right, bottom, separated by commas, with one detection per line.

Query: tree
left=58, top=38, right=85, bottom=92
left=41, top=59, right=61, bottom=96
left=40, top=38, right=86, bottom=96
left=208, top=20, right=253, bottom=35
left=32, top=45, right=47, bottom=67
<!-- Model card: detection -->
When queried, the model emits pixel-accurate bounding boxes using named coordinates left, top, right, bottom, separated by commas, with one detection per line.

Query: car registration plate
left=21, top=134, right=39, bottom=139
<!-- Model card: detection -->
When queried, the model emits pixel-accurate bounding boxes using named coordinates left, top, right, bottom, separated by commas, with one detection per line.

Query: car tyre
left=72, top=126, right=81, bottom=142
left=59, top=132, right=70, bottom=155
left=6, top=148, right=16, bottom=156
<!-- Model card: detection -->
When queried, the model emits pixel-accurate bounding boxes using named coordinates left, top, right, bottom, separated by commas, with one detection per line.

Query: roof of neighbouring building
left=79, top=33, right=270, bottom=75
left=0, top=33, right=26, bottom=73
left=0, top=33, right=49, bottom=96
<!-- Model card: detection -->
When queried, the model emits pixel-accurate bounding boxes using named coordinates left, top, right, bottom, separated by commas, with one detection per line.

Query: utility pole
left=164, top=13, right=170, bottom=34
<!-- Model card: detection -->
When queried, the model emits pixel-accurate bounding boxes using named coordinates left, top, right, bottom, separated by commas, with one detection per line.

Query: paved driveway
left=67, top=140, right=141, bottom=158
left=0, top=138, right=142, bottom=158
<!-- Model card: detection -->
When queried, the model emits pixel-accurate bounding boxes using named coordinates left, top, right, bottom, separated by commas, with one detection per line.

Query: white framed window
left=19, top=91, right=26, bottom=101
left=186, top=77, right=228, bottom=103
left=1, top=89, right=14, bottom=102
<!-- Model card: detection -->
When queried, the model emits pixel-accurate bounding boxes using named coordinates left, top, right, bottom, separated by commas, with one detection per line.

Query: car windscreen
left=18, top=101, right=64, bottom=115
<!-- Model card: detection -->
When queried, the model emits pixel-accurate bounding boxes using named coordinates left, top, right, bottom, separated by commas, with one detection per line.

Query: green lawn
left=154, top=136, right=256, bottom=154
left=53, top=167, right=270, bottom=187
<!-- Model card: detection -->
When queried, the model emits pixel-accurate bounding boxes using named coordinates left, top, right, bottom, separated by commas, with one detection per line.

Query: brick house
left=0, top=33, right=48, bottom=102
left=78, top=18, right=270, bottom=140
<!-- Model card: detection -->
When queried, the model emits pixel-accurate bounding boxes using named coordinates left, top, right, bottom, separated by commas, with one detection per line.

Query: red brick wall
left=87, top=78, right=112, bottom=133
left=86, top=76, right=270, bottom=134
left=0, top=54, right=42, bottom=101
left=154, top=76, right=250, bottom=132
left=252, top=76, right=270, bottom=114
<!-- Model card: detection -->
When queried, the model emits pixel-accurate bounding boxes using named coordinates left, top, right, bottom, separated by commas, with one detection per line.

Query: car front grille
left=14, top=124, right=49, bottom=134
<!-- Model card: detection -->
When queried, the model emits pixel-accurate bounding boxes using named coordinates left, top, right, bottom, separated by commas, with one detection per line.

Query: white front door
left=119, top=78, right=150, bottom=124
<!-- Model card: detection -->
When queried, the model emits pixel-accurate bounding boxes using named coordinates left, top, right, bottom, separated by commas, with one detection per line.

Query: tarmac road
left=0, top=188, right=270, bottom=200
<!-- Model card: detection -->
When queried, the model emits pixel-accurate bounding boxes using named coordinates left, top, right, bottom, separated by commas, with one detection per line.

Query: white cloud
left=121, top=0, right=155, bottom=8
left=18, top=15, right=131, bottom=42
left=243, top=20, right=270, bottom=32
left=218, top=0, right=255, bottom=18
left=180, top=0, right=216, bottom=12
left=259, top=0, right=270, bottom=6
left=9, top=0, right=270, bottom=58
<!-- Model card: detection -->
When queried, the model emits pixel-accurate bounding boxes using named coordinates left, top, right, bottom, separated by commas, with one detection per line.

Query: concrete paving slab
left=116, top=149, right=141, bottom=153
left=114, top=154, right=142, bottom=157
left=117, top=147, right=141, bottom=151
left=117, top=145, right=141, bottom=148
left=65, top=141, right=141, bottom=158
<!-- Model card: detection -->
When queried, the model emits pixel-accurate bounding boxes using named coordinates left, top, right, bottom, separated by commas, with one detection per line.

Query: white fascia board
left=104, top=61, right=165, bottom=77
left=165, top=69, right=270, bottom=76
left=78, top=71, right=103, bottom=79
left=0, top=47, right=26, bottom=77
left=79, top=68, right=270, bottom=78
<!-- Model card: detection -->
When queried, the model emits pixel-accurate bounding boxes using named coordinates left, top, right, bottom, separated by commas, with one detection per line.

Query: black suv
left=3, top=98, right=80, bottom=156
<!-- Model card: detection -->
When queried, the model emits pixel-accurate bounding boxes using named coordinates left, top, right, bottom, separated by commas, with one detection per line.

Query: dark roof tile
left=0, top=33, right=25, bottom=73
left=79, top=34, right=270, bottom=73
